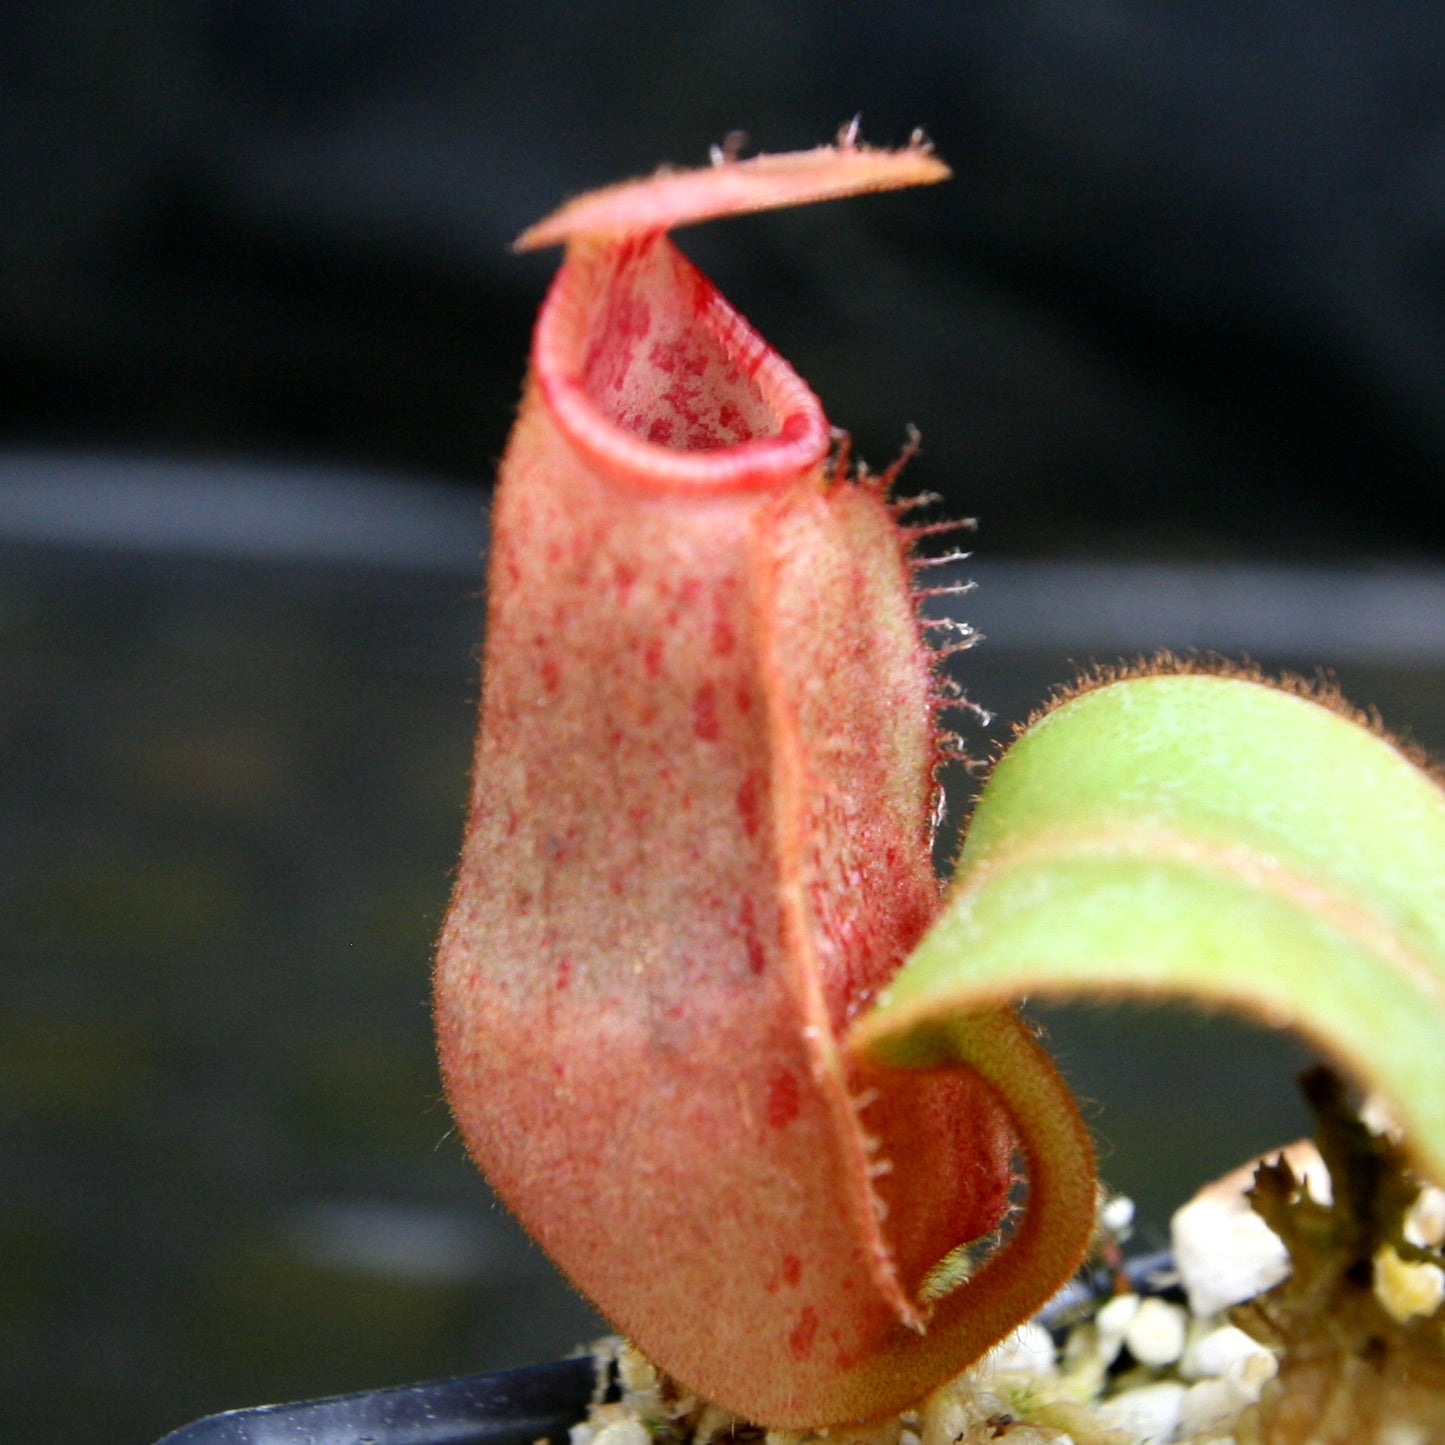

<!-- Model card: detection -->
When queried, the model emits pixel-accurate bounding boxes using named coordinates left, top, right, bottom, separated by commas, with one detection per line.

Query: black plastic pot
left=153, top=1354, right=600, bottom=1445
left=152, top=1252, right=1179, bottom=1444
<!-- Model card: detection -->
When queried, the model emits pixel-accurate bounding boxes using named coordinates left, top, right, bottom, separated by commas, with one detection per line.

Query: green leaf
left=852, top=669, right=1445, bottom=1183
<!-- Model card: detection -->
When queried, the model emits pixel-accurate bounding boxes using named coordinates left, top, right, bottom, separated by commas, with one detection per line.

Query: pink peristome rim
left=532, top=232, right=831, bottom=495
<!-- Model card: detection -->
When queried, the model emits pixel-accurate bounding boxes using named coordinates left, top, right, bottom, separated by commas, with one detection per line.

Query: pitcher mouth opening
left=533, top=230, right=830, bottom=494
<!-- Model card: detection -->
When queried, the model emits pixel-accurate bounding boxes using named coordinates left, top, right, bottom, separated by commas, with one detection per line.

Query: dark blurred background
left=5, top=0, right=1445, bottom=559
left=4, top=4, right=1445, bottom=1443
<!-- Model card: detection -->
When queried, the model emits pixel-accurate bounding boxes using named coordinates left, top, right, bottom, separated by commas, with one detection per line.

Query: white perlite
left=1093, top=1380, right=1186, bottom=1442
left=575, top=1139, right=1439, bottom=1445
left=1170, top=1138, right=1327, bottom=1317
left=978, top=1320, right=1056, bottom=1376
left=580, top=1189, right=1290, bottom=1445
left=1124, top=1298, right=1188, bottom=1369
left=1178, top=1322, right=1270, bottom=1382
